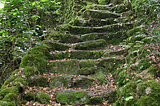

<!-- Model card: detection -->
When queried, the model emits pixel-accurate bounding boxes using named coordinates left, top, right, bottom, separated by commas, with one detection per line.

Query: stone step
left=69, top=16, right=132, bottom=27
left=88, top=3, right=130, bottom=13
left=48, top=30, right=128, bottom=44
left=79, top=30, right=128, bottom=44
left=23, top=78, right=116, bottom=105
left=50, top=47, right=125, bottom=60
left=73, top=39, right=106, bottom=50
left=42, top=40, right=70, bottom=51
left=48, top=57, right=125, bottom=75
left=28, top=72, right=115, bottom=89
left=82, top=9, right=120, bottom=19
left=69, top=23, right=133, bottom=35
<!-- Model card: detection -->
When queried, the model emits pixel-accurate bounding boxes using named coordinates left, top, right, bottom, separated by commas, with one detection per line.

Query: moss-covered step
left=56, top=23, right=133, bottom=35
left=74, top=39, right=106, bottom=50
left=28, top=76, right=49, bottom=87
left=102, top=49, right=126, bottom=57
left=78, top=60, right=98, bottom=75
left=47, top=30, right=81, bottom=43
left=71, top=76, right=95, bottom=88
left=51, top=50, right=104, bottom=59
left=89, top=3, right=130, bottom=13
left=56, top=90, right=91, bottom=105
left=49, top=59, right=98, bottom=75
left=42, top=40, right=70, bottom=51
left=49, top=76, right=72, bottom=88
left=98, top=58, right=125, bottom=74
left=80, top=31, right=128, bottom=44
left=69, top=16, right=130, bottom=27
left=82, top=9, right=120, bottom=19
left=70, top=23, right=133, bottom=35
left=24, top=92, right=50, bottom=104
left=49, top=59, right=80, bottom=75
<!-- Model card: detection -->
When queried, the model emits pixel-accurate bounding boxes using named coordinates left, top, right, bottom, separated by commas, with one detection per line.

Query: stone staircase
left=0, top=0, right=135, bottom=105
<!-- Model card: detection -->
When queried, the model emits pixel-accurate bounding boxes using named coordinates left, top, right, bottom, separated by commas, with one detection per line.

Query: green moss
left=81, top=33, right=106, bottom=41
left=50, top=76, right=71, bottom=88
left=24, top=66, right=39, bottom=78
left=2, top=93, right=18, bottom=103
left=36, top=92, right=50, bottom=104
left=28, top=76, right=48, bottom=87
left=98, top=58, right=125, bottom=74
left=80, top=60, right=97, bottom=67
left=56, top=90, right=90, bottom=105
left=78, top=67, right=96, bottom=75
left=148, top=66, right=158, bottom=76
left=90, top=96, right=103, bottom=104
left=49, top=59, right=79, bottom=74
left=25, top=92, right=35, bottom=101
left=1, top=75, right=17, bottom=89
left=42, top=40, right=70, bottom=51
left=136, top=96, right=158, bottom=106
left=0, top=86, right=18, bottom=99
left=11, top=69, right=20, bottom=76
left=116, top=70, right=128, bottom=87
left=127, top=27, right=142, bottom=37
left=136, top=80, right=160, bottom=105
left=56, top=24, right=70, bottom=32
left=72, top=77, right=94, bottom=88
left=82, top=9, right=120, bottom=19
left=48, top=31, right=63, bottom=40
left=115, top=81, right=138, bottom=106
left=11, top=77, right=27, bottom=91
left=105, top=91, right=117, bottom=103
left=0, top=101, right=16, bottom=106
left=20, top=54, right=48, bottom=74
left=103, top=50, right=125, bottom=57
left=97, top=71, right=107, bottom=84
left=74, top=39, right=106, bottom=50
left=54, top=52, right=64, bottom=59
left=65, top=50, right=103, bottom=59
left=28, top=45, right=53, bottom=59
left=139, top=58, right=150, bottom=71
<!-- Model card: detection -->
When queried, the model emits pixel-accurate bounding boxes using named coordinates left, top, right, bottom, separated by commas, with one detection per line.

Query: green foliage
left=0, top=0, right=61, bottom=87
left=132, top=0, right=160, bottom=22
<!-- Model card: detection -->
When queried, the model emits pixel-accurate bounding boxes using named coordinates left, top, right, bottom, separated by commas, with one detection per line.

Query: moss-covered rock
left=20, top=53, right=48, bottom=74
left=56, top=90, right=90, bottom=105
left=28, top=45, right=53, bottom=60
left=42, top=40, right=70, bottom=51
left=0, top=101, right=16, bottom=106
left=0, top=86, right=18, bottom=99
left=103, top=50, right=125, bottom=57
left=115, top=80, right=160, bottom=106
left=28, top=76, right=48, bottom=87
left=72, top=76, right=94, bottom=88
left=49, top=59, right=79, bottom=74
left=24, top=66, right=39, bottom=78
left=25, top=92, right=35, bottom=101
left=78, top=67, right=96, bottom=75
left=36, top=92, right=50, bottom=104
left=2, top=93, right=18, bottom=104
left=98, top=58, right=125, bottom=74
left=82, top=9, right=120, bottom=19
left=49, top=76, right=72, bottom=88
left=74, top=39, right=106, bottom=50
left=90, top=96, right=103, bottom=104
